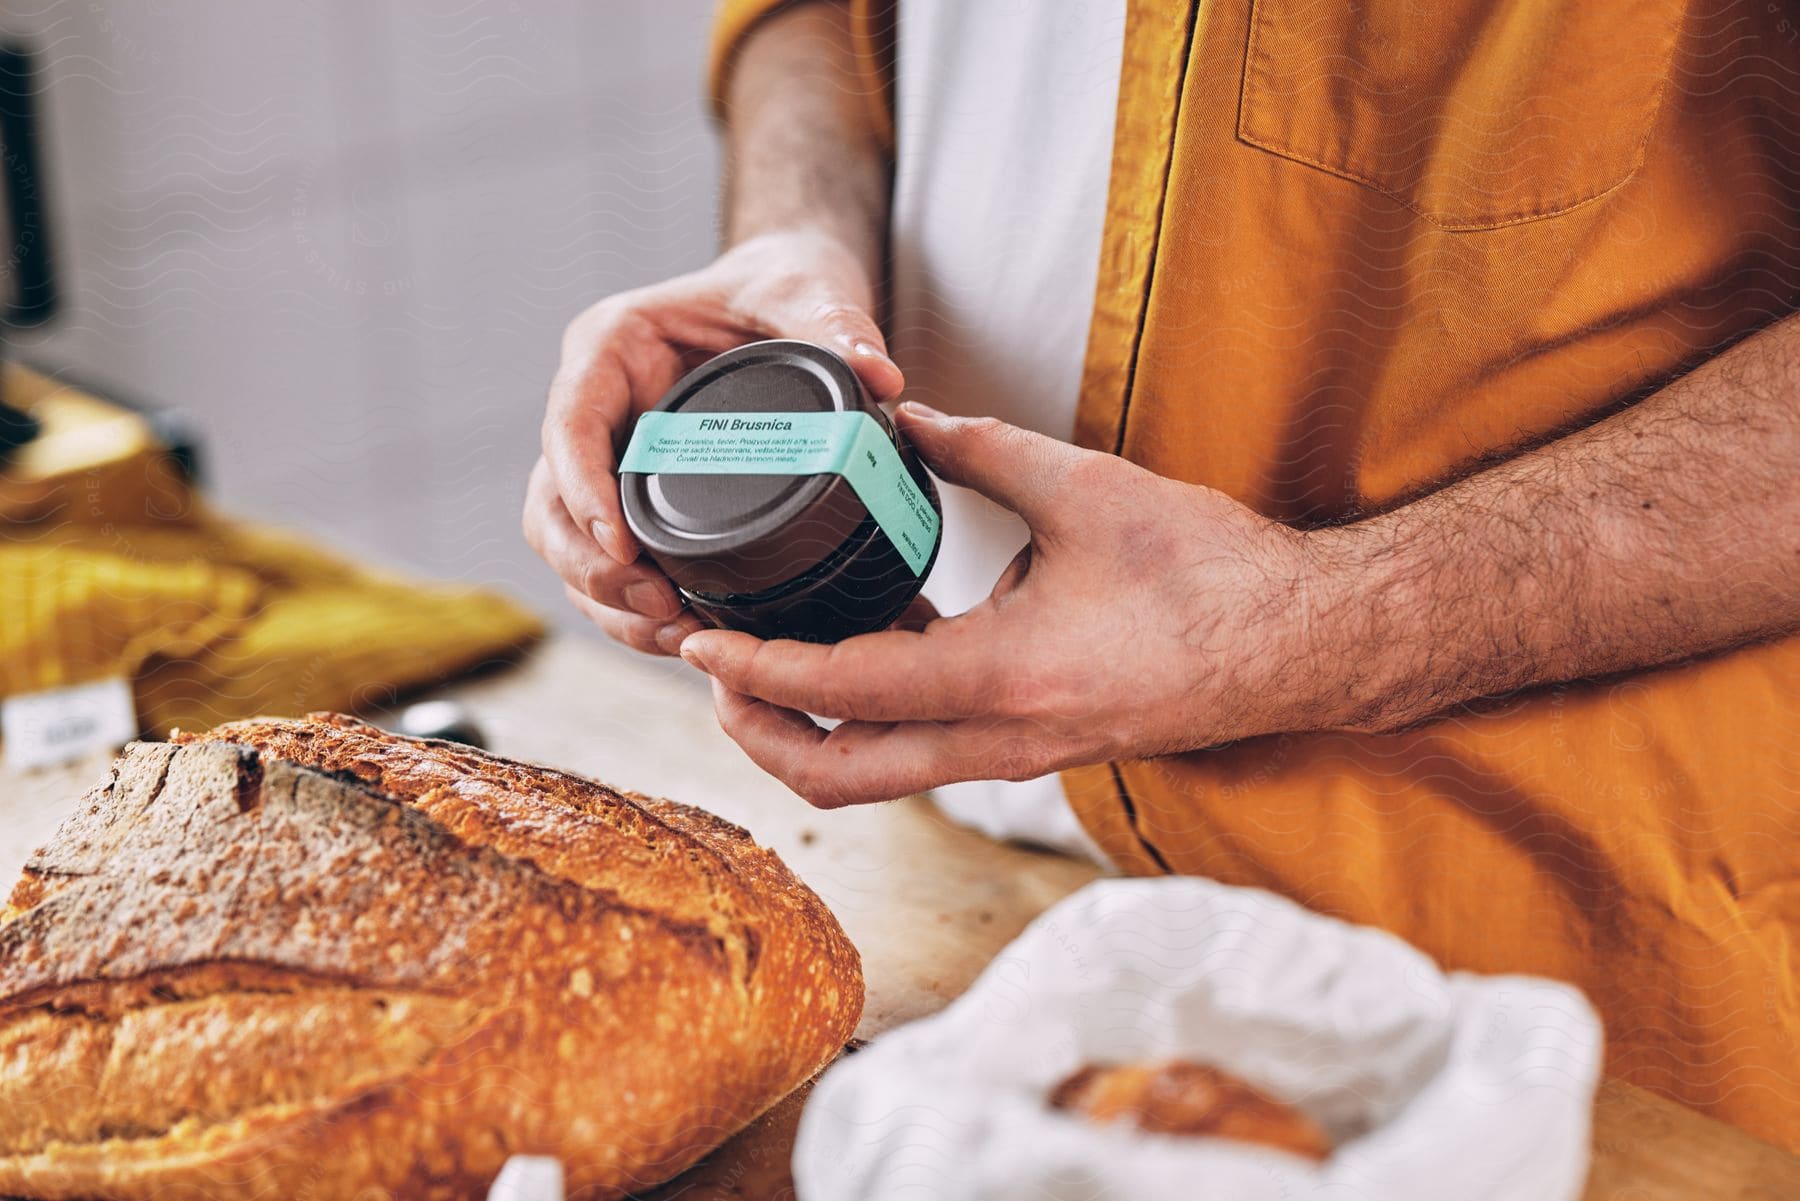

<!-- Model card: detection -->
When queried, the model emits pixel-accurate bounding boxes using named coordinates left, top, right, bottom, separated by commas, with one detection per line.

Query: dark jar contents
left=619, top=339, right=942, bottom=643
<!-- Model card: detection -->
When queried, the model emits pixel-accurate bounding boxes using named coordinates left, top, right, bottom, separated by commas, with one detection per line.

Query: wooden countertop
left=2, top=635, right=1794, bottom=1200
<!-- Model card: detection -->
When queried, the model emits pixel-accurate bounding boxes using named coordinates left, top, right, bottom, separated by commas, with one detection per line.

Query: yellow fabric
left=708, top=0, right=1800, bottom=1146
left=708, top=0, right=895, bottom=150
left=1066, top=0, right=1800, bottom=1149
left=707, top=0, right=781, bottom=119
left=0, top=366, right=542, bottom=737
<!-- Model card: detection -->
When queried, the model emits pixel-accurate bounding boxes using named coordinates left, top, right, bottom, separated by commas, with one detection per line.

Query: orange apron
left=711, top=0, right=1800, bottom=1146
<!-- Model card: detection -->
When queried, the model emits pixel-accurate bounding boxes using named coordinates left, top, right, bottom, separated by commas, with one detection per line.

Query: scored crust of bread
left=0, top=713, right=863, bottom=1200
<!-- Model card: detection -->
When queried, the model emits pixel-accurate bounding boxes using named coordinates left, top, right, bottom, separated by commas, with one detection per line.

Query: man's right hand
left=525, top=229, right=904, bottom=656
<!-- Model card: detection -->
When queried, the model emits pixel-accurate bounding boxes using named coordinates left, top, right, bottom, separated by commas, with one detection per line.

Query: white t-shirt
left=888, top=1, right=1126, bottom=858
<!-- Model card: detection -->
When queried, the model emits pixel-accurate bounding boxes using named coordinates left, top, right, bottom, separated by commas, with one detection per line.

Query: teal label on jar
left=620, top=410, right=941, bottom=576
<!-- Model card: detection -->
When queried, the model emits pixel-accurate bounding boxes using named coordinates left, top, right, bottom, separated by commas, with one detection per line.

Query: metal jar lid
left=619, top=340, right=896, bottom=598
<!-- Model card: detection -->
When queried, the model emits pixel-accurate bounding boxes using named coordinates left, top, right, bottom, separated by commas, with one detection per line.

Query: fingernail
left=590, top=518, right=614, bottom=553
left=679, top=632, right=724, bottom=670
left=655, top=622, right=691, bottom=655
left=624, top=580, right=677, bottom=620
left=899, top=400, right=946, bottom=421
left=851, top=340, right=888, bottom=361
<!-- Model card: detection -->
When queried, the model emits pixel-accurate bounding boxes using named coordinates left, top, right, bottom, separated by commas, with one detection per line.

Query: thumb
left=768, top=289, right=905, bottom=402
left=894, top=403, right=1083, bottom=535
left=891, top=592, right=942, bottom=633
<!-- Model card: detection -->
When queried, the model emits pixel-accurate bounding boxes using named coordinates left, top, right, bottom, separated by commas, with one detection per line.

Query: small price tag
left=487, top=1156, right=564, bottom=1201
left=1, top=678, right=139, bottom=770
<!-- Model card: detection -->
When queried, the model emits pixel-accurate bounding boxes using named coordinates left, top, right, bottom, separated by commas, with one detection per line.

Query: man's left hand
left=677, top=403, right=1341, bottom=807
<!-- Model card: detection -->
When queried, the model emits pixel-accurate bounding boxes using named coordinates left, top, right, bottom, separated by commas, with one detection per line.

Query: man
left=525, top=1, right=1800, bottom=1146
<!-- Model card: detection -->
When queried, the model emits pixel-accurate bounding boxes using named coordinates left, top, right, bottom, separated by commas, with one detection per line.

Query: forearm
left=1309, top=315, right=1800, bottom=732
left=721, top=2, right=891, bottom=281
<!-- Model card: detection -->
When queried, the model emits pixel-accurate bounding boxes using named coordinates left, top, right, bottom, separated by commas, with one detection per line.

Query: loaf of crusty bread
left=0, top=713, right=862, bottom=1200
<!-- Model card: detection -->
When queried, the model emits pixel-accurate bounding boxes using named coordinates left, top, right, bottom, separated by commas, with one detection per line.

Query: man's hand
left=677, top=404, right=1335, bottom=807
left=680, top=308, right=1800, bottom=807
left=529, top=0, right=893, bottom=654
left=525, top=230, right=903, bottom=656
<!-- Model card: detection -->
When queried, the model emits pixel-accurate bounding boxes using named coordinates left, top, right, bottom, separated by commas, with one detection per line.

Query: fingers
left=753, top=282, right=904, bottom=401
left=763, top=298, right=900, bottom=401
left=542, top=293, right=710, bottom=565
left=565, top=586, right=706, bottom=657
left=845, top=341, right=906, bottom=402
left=541, top=343, right=639, bottom=565
left=991, top=544, right=1033, bottom=600
left=709, top=680, right=1055, bottom=808
left=893, top=404, right=1088, bottom=535
left=891, top=593, right=942, bottom=633
left=680, top=619, right=1016, bottom=723
left=804, top=315, right=903, bottom=402
left=524, top=458, right=684, bottom=619
left=544, top=270, right=902, bottom=568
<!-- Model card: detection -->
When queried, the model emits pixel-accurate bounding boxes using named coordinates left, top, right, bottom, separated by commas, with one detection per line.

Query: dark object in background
left=141, top=406, right=204, bottom=485
left=0, top=394, right=35, bottom=466
left=0, top=42, right=56, bottom=330
left=0, top=39, right=57, bottom=432
left=620, top=340, right=942, bottom=643
left=0, top=41, right=204, bottom=485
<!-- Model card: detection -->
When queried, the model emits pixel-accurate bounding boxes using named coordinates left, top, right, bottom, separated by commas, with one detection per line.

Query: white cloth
left=889, top=0, right=1126, bottom=860
left=794, top=878, right=1604, bottom=1201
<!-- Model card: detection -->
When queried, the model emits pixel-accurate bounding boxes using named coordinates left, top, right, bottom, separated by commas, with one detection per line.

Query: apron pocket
left=1237, top=0, right=1686, bottom=231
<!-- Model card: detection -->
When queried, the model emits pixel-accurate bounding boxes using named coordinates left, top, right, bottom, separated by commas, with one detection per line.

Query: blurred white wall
left=4, top=0, right=723, bottom=625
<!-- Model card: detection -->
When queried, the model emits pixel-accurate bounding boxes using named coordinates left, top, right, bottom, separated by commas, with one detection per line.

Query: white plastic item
left=487, top=1156, right=563, bottom=1201
left=794, top=877, right=1602, bottom=1201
